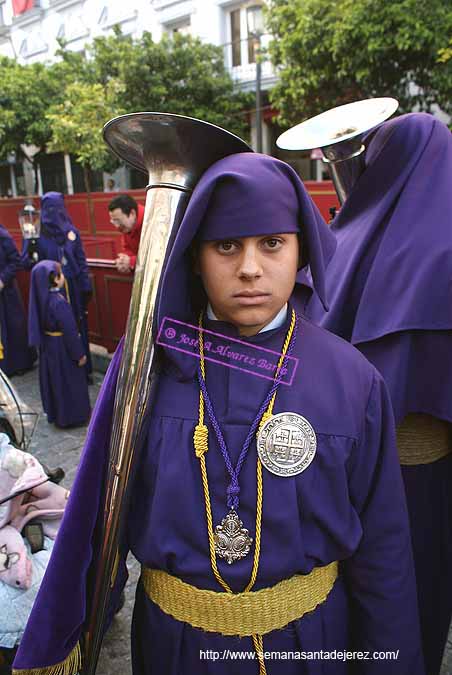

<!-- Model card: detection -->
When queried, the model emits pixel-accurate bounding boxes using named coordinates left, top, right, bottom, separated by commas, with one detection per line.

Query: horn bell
left=103, top=112, right=252, bottom=191
left=277, top=98, right=399, bottom=204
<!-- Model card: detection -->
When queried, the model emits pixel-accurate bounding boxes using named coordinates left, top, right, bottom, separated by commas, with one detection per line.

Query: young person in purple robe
left=20, top=192, right=93, bottom=378
left=13, top=154, right=424, bottom=675
left=28, top=260, right=91, bottom=429
left=307, top=112, right=452, bottom=675
left=0, top=225, right=36, bottom=377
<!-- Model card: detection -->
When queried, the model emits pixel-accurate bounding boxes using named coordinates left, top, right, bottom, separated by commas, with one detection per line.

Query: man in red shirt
left=108, top=195, right=144, bottom=273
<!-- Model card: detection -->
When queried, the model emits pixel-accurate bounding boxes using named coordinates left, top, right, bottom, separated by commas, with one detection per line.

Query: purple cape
left=28, top=260, right=90, bottom=427
left=22, top=194, right=93, bottom=374
left=306, top=112, right=452, bottom=674
left=40, top=192, right=73, bottom=246
left=0, top=225, right=35, bottom=375
left=13, top=154, right=423, bottom=674
left=28, top=260, right=60, bottom=348
left=306, top=112, right=452, bottom=419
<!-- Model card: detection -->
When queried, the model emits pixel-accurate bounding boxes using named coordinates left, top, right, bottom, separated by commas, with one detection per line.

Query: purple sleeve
left=72, top=231, right=92, bottom=294
left=55, top=297, right=85, bottom=362
left=343, top=370, right=425, bottom=674
left=20, top=239, right=34, bottom=270
left=13, top=342, right=127, bottom=672
left=0, top=235, right=21, bottom=284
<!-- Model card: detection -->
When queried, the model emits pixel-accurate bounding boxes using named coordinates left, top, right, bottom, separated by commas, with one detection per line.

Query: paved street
left=7, top=365, right=452, bottom=674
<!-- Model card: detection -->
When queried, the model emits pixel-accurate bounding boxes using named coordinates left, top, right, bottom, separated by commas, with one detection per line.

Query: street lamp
left=247, top=3, right=265, bottom=153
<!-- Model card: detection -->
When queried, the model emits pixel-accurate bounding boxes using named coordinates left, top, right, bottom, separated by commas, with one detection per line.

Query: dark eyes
left=216, top=238, right=283, bottom=253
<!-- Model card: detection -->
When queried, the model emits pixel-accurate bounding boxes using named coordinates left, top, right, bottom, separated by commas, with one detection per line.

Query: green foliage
left=266, top=0, right=452, bottom=126
left=0, top=58, right=59, bottom=159
left=438, top=38, right=452, bottom=63
left=0, top=29, right=250, bottom=171
left=45, top=80, right=125, bottom=172
left=86, top=29, right=251, bottom=138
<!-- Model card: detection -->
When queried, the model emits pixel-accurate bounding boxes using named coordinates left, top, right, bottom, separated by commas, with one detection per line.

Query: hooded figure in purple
left=28, top=260, right=91, bottom=429
left=0, top=225, right=36, bottom=376
left=13, top=154, right=424, bottom=675
left=21, top=192, right=93, bottom=376
left=307, top=112, right=452, bottom=675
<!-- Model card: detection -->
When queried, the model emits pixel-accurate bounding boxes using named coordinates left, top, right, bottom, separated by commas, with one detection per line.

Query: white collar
left=206, top=302, right=288, bottom=334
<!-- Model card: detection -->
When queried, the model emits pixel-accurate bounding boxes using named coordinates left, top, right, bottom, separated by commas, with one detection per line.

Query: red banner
left=12, top=0, right=35, bottom=16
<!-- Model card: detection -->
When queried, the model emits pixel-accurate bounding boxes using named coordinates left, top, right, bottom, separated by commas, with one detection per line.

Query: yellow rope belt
left=141, top=562, right=338, bottom=637
left=397, top=413, right=451, bottom=466
left=44, top=331, right=63, bottom=337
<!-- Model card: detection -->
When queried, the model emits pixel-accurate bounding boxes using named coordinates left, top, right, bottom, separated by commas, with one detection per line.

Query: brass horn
left=81, top=112, right=251, bottom=675
left=277, top=98, right=399, bottom=204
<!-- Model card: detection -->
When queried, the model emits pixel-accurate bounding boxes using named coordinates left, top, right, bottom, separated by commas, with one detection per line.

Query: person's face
left=54, top=264, right=65, bottom=289
left=195, top=233, right=300, bottom=336
left=109, top=208, right=137, bottom=234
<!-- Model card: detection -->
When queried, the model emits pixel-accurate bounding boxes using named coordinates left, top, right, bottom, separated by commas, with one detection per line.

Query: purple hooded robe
left=21, top=192, right=93, bottom=375
left=0, top=225, right=35, bottom=376
left=13, top=154, right=424, bottom=674
left=28, top=260, right=91, bottom=428
left=307, top=112, right=452, bottom=674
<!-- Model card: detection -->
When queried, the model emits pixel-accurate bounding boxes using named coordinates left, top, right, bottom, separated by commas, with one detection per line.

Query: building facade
left=0, top=0, right=314, bottom=196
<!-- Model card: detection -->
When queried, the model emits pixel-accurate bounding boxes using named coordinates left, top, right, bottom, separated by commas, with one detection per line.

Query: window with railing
left=224, top=3, right=272, bottom=84
left=228, top=5, right=259, bottom=67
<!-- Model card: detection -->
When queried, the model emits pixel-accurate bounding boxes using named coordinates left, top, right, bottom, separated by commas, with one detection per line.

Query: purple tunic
left=28, top=261, right=91, bottom=428
left=13, top=153, right=423, bottom=674
left=0, top=225, right=35, bottom=376
left=307, top=113, right=452, bottom=674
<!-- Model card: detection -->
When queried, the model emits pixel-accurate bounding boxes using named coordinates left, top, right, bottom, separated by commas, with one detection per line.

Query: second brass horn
left=81, top=112, right=251, bottom=675
left=277, top=98, right=399, bottom=204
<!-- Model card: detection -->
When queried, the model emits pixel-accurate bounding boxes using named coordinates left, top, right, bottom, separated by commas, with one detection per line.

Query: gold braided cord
left=0, top=341, right=3, bottom=360
left=198, top=452, right=231, bottom=593
left=244, top=457, right=263, bottom=593
left=44, top=331, right=64, bottom=337
left=252, top=634, right=266, bottom=675
left=142, top=562, right=339, bottom=636
left=12, top=642, right=82, bottom=675
left=193, top=309, right=296, bottom=672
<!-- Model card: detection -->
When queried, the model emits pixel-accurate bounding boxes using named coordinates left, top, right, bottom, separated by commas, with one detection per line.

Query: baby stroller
left=0, top=371, right=66, bottom=674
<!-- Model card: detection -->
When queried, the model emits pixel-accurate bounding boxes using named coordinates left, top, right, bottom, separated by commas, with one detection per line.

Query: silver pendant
left=257, top=412, right=317, bottom=477
left=214, top=509, right=253, bottom=564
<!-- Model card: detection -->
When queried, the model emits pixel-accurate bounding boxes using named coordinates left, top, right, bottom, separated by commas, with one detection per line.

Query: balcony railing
left=222, top=33, right=277, bottom=88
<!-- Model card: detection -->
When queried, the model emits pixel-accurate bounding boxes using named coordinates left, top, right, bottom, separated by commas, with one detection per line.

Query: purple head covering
left=308, top=112, right=452, bottom=342
left=155, top=152, right=336, bottom=333
left=28, top=260, right=59, bottom=347
left=40, top=192, right=74, bottom=246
